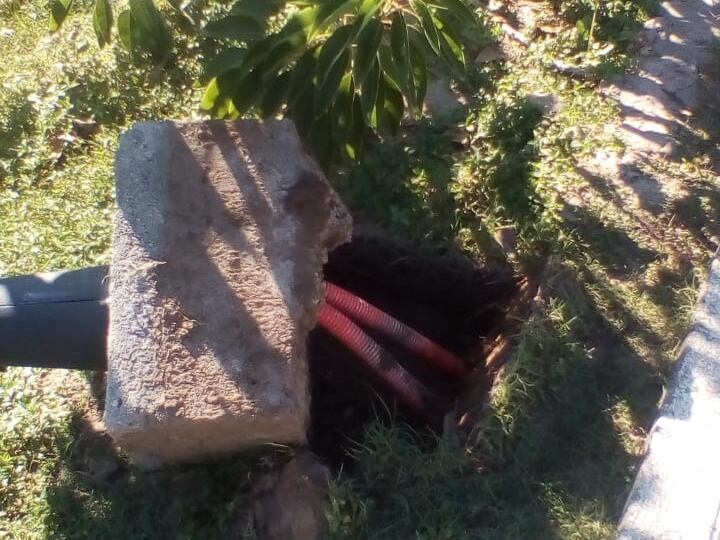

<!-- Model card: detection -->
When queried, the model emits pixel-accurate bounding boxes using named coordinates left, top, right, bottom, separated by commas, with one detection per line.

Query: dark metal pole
left=0, top=266, right=109, bottom=370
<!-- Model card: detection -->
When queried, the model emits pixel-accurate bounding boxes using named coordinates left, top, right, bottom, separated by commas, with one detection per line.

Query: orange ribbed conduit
left=316, top=302, right=429, bottom=414
left=324, top=282, right=467, bottom=377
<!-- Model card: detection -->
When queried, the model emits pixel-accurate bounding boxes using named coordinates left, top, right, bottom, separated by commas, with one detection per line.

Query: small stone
left=487, top=0, right=503, bottom=11
left=494, top=226, right=518, bottom=255
left=424, top=78, right=466, bottom=118
left=254, top=453, right=330, bottom=540
left=475, top=45, right=505, bottom=64
left=528, top=93, right=562, bottom=115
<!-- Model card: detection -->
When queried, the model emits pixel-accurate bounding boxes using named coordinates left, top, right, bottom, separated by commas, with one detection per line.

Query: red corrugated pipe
left=324, top=282, right=467, bottom=377
left=316, top=302, right=428, bottom=414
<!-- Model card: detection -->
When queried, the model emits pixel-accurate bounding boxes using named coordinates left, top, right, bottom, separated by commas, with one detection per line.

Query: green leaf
left=129, top=0, right=173, bottom=59
left=202, top=48, right=247, bottom=80
left=216, top=67, right=245, bottom=95
left=435, top=0, right=476, bottom=23
left=167, top=0, right=195, bottom=33
left=439, top=29, right=465, bottom=75
left=287, top=46, right=319, bottom=107
left=307, top=113, right=334, bottom=169
left=260, top=71, right=291, bottom=118
left=353, top=18, right=382, bottom=86
left=49, top=0, right=72, bottom=32
left=231, top=68, right=263, bottom=113
left=214, top=96, right=240, bottom=119
left=203, top=15, right=265, bottom=41
left=240, top=6, right=316, bottom=74
left=230, top=0, right=286, bottom=22
left=408, top=25, right=432, bottom=55
left=201, top=77, right=221, bottom=111
left=93, top=0, right=113, bottom=46
left=433, top=6, right=480, bottom=48
left=410, top=42, right=427, bottom=111
left=371, top=69, right=385, bottom=129
left=117, top=9, right=136, bottom=50
left=287, top=83, right=316, bottom=135
left=378, top=75, right=404, bottom=135
left=413, top=0, right=441, bottom=55
left=311, top=0, right=358, bottom=37
left=390, top=12, right=409, bottom=68
left=378, top=44, right=402, bottom=91
left=360, top=57, right=380, bottom=121
left=316, top=48, right=351, bottom=118
left=331, top=73, right=354, bottom=146
left=314, top=24, right=354, bottom=117
left=239, top=36, right=278, bottom=73
left=432, top=7, right=463, bottom=41
left=347, top=93, right=366, bottom=160
left=262, top=31, right=307, bottom=74
left=356, top=0, right=383, bottom=30
left=275, top=5, right=319, bottom=43
left=390, top=12, right=416, bottom=110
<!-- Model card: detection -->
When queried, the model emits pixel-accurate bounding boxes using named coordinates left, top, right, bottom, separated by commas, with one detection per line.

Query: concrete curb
left=618, top=254, right=720, bottom=539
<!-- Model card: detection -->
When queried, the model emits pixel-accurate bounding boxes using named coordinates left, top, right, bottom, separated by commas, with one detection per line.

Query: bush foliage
left=51, top=0, right=492, bottom=166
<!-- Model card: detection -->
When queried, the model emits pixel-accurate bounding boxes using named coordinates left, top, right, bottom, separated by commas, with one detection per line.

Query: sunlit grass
left=0, top=0, right=714, bottom=536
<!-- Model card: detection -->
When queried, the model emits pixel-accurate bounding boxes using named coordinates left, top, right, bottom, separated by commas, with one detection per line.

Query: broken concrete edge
left=104, top=120, right=351, bottom=470
left=618, top=252, right=720, bottom=540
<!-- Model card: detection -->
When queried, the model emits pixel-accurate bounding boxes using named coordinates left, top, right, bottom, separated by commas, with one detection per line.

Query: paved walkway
left=615, top=2, right=720, bottom=536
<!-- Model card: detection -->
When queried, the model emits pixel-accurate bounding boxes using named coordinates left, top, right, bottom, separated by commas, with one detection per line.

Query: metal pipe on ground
left=0, top=266, right=109, bottom=370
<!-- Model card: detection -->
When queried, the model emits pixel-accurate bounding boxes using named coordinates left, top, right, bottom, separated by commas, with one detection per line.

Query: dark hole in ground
left=307, top=233, right=516, bottom=466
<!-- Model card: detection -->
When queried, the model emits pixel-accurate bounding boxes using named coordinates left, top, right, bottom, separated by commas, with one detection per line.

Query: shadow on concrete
left=607, top=0, right=720, bottom=146
left=108, top=121, right=343, bottom=427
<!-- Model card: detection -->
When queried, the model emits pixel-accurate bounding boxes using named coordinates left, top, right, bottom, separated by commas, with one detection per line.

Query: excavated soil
left=308, top=233, right=517, bottom=465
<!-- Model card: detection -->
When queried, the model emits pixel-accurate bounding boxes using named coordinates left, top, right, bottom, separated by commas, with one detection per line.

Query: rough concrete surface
left=104, top=120, right=352, bottom=469
left=592, top=0, right=720, bottom=218
left=608, top=1, right=720, bottom=536
left=605, top=0, right=720, bottom=155
left=618, top=256, right=720, bottom=540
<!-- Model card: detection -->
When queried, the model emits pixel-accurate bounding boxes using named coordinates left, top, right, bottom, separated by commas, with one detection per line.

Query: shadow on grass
left=337, top=97, right=544, bottom=265
left=325, top=103, right=666, bottom=538
left=326, top=261, right=663, bottom=538
left=44, top=409, right=287, bottom=540
left=562, top=204, right=660, bottom=277
left=670, top=184, right=720, bottom=253
left=335, top=119, right=463, bottom=245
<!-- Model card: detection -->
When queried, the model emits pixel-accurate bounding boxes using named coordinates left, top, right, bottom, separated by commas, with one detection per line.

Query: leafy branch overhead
left=50, top=0, right=491, bottom=166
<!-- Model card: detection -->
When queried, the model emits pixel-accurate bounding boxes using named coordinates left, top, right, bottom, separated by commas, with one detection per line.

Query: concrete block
left=104, top=120, right=351, bottom=469
left=618, top=255, right=720, bottom=539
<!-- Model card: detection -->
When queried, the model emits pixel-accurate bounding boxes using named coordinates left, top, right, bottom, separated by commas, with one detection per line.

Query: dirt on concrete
left=106, top=120, right=352, bottom=469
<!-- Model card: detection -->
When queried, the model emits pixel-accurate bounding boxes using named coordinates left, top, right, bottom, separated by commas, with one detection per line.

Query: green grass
left=0, top=0, right=200, bottom=276
left=0, top=1, right=219, bottom=537
left=325, top=271, right=666, bottom=539
left=0, top=369, right=74, bottom=536
left=324, top=2, right=716, bottom=536
left=2, top=0, right=718, bottom=537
